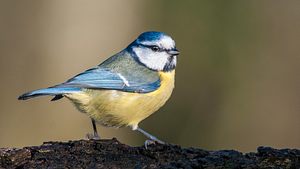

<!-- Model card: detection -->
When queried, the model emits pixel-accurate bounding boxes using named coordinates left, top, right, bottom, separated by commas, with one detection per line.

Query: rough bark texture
left=0, top=139, right=299, bottom=169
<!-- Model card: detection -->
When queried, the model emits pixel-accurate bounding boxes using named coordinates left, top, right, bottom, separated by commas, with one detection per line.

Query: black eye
left=150, top=46, right=160, bottom=52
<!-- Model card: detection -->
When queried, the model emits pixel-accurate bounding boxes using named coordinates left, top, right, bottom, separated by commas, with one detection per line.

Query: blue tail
left=18, top=87, right=81, bottom=100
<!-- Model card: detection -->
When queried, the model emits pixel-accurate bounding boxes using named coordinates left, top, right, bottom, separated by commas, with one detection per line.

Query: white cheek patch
left=133, top=47, right=169, bottom=71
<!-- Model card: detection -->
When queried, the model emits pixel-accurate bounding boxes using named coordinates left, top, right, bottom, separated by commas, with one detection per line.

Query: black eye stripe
left=138, top=44, right=168, bottom=52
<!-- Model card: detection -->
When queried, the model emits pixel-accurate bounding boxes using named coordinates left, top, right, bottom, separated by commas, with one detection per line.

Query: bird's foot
left=86, top=133, right=100, bottom=140
left=148, top=135, right=165, bottom=144
left=144, top=139, right=165, bottom=149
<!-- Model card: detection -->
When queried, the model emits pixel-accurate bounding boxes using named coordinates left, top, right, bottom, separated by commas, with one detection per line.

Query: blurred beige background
left=0, top=0, right=299, bottom=152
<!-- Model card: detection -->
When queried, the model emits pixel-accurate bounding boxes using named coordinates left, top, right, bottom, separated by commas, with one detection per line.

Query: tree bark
left=0, top=139, right=299, bottom=169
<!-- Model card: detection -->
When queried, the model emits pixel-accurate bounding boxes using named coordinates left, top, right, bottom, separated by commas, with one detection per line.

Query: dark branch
left=0, top=139, right=299, bottom=168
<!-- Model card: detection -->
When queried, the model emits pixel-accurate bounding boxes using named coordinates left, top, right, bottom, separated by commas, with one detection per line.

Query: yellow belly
left=65, top=70, right=175, bottom=129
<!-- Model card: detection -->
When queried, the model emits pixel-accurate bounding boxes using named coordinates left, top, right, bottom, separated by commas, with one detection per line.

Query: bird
left=18, top=31, right=179, bottom=145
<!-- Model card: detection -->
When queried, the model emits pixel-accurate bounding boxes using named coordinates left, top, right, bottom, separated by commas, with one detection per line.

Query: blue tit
left=18, top=31, right=180, bottom=144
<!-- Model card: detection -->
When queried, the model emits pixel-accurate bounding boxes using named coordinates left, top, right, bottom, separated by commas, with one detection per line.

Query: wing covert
left=56, top=67, right=160, bottom=93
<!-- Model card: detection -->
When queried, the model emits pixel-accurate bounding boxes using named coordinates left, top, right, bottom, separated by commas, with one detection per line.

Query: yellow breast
left=65, top=70, right=175, bottom=129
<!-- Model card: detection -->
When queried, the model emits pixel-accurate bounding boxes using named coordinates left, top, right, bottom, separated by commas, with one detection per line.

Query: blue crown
left=137, top=31, right=167, bottom=42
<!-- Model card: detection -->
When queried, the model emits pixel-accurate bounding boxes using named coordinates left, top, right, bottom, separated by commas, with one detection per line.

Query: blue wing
left=18, top=51, right=161, bottom=100
left=57, top=67, right=160, bottom=93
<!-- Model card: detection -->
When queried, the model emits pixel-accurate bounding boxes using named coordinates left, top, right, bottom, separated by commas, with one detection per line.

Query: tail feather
left=18, top=87, right=81, bottom=100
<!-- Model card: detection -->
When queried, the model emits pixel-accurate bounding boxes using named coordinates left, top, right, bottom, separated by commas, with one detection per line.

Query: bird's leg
left=86, top=118, right=100, bottom=140
left=91, top=119, right=100, bottom=139
left=135, top=127, right=164, bottom=148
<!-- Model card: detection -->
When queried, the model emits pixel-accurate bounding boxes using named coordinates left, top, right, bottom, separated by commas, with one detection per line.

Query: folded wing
left=57, top=67, right=160, bottom=93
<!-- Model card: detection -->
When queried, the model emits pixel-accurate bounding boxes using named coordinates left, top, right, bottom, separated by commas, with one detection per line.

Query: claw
left=86, top=133, right=100, bottom=140
left=135, top=127, right=165, bottom=147
left=144, top=140, right=156, bottom=149
left=144, top=139, right=165, bottom=149
left=149, top=136, right=165, bottom=144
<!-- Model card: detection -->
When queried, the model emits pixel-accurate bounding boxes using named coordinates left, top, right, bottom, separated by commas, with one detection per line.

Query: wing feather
left=56, top=67, right=160, bottom=93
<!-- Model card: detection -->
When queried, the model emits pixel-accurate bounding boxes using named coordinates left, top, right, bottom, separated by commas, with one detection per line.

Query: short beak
left=167, top=48, right=180, bottom=56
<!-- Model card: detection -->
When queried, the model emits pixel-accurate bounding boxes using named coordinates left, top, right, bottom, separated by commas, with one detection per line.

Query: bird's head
left=128, top=31, right=179, bottom=72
